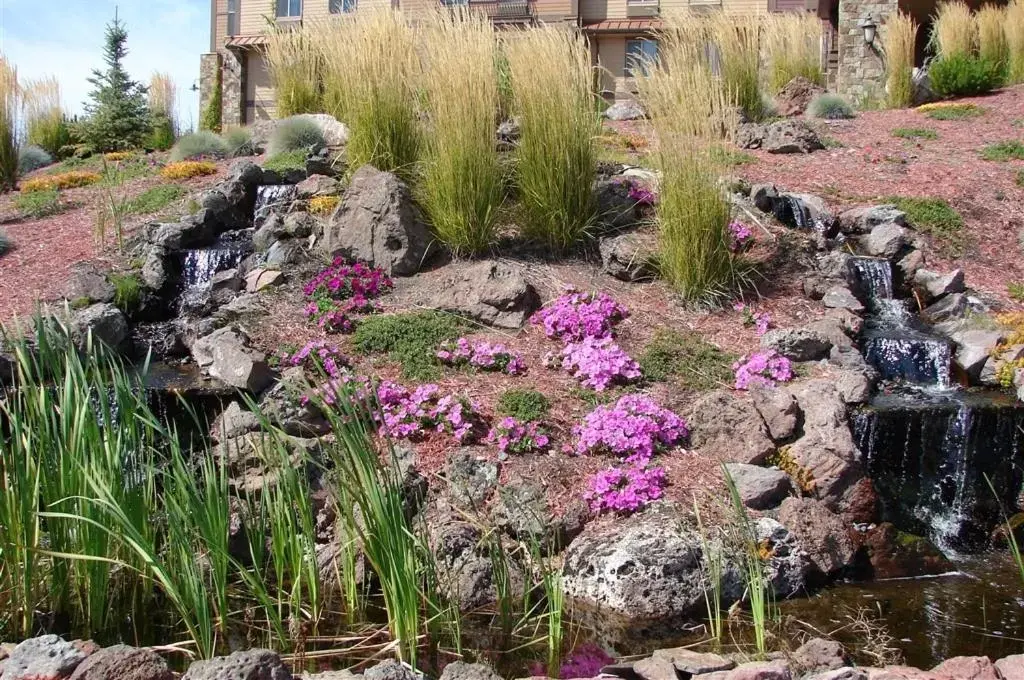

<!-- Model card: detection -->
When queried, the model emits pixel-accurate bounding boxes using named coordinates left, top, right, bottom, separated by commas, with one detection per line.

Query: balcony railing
left=626, top=0, right=659, bottom=18
left=467, top=0, right=534, bottom=22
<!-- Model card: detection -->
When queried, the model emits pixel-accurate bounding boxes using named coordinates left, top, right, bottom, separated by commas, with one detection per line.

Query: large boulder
left=911, top=67, right=940, bottom=106
left=493, top=481, right=588, bottom=551
left=858, top=223, right=908, bottom=259
left=700, top=660, right=792, bottom=680
left=71, top=303, right=128, bottom=352
left=763, top=120, right=825, bottom=153
left=724, top=463, right=792, bottom=510
left=774, top=76, right=827, bottom=117
left=778, top=497, right=856, bottom=578
left=837, top=205, right=906, bottom=236
left=604, top=100, right=646, bottom=121
left=322, top=165, right=430, bottom=276
left=428, top=260, right=539, bottom=329
left=63, top=263, right=115, bottom=304
left=192, top=326, right=273, bottom=393
left=594, top=178, right=641, bottom=230
left=181, top=649, right=291, bottom=680
left=686, top=390, right=776, bottom=464
left=214, top=432, right=322, bottom=494
left=364, top=660, right=416, bottom=680
left=599, top=231, right=657, bottom=282
left=68, top=645, right=173, bottom=680
left=760, top=327, right=833, bottom=361
left=1, top=635, right=87, bottom=680
left=428, top=516, right=523, bottom=612
left=444, top=449, right=499, bottom=508
left=952, top=329, right=1005, bottom=382
left=792, top=639, right=847, bottom=675
left=930, top=657, right=1002, bottom=680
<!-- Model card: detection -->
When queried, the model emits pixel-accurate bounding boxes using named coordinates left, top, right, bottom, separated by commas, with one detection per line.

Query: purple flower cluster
left=557, top=644, right=615, bottom=679
left=732, top=350, right=794, bottom=390
left=573, top=394, right=688, bottom=463
left=303, top=259, right=393, bottom=333
left=734, top=303, right=772, bottom=336
left=546, top=336, right=641, bottom=391
left=584, top=462, right=666, bottom=515
left=281, top=340, right=348, bottom=378
left=486, top=417, right=551, bottom=457
left=437, top=337, right=526, bottom=375
left=308, top=372, right=372, bottom=407
left=530, top=290, right=628, bottom=342
left=728, top=220, right=754, bottom=253
left=628, top=184, right=657, bottom=207
left=375, top=380, right=482, bottom=443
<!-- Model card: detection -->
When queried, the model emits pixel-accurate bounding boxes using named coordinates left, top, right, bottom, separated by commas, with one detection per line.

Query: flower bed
left=573, top=394, right=688, bottom=463
left=303, top=259, right=392, bottom=333
left=545, top=336, right=640, bottom=391
left=531, top=289, right=629, bottom=341
left=732, top=350, right=793, bottom=390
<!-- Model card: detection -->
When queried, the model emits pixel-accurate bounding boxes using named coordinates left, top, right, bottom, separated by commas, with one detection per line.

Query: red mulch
left=0, top=158, right=229, bottom=321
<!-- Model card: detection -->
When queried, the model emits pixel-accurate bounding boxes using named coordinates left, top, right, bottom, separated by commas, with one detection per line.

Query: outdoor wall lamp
left=859, top=15, right=878, bottom=47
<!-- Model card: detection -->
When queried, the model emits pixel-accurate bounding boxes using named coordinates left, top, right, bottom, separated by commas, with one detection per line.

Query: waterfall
left=848, top=256, right=893, bottom=300
left=254, top=185, right=297, bottom=228
left=176, top=236, right=248, bottom=314
left=772, top=195, right=811, bottom=230
left=863, top=332, right=951, bottom=387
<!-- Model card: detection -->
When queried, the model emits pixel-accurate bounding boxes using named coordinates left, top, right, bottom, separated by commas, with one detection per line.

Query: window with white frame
left=625, top=38, right=657, bottom=77
left=329, top=0, right=357, bottom=12
left=276, top=0, right=302, bottom=18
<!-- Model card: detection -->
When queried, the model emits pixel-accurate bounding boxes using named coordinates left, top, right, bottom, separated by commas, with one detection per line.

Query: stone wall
left=836, top=0, right=897, bottom=103
left=222, top=49, right=245, bottom=128
left=198, top=53, right=221, bottom=126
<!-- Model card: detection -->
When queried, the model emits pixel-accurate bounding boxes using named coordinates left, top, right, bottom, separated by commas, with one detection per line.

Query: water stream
left=176, top=231, right=251, bottom=315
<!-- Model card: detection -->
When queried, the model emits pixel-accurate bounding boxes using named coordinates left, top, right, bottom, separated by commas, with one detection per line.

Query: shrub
left=919, top=102, right=983, bottom=119
left=124, top=184, right=187, bottom=214
left=1008, top=0, right=1024, bottom=84
left=418, top=10, right=505, bottom=256
left=160, top=161, right=217, bottom=180
left=308, top=195, right=339, bottom=215
left=169, top=131, right=227, bottom=162
left=762, top=12, right=825, bottom=93
left=13, top=188, right=65, bottom=218
left=264, top=27, right=321, bottom=117
left=980, top=140, right=1024, bottom=161
left=353, top=311, right=469, bottom=380
left=0, top=56, right=20, bottom=191
left=109, top=272, right=142, bottom=311
left=928, top=53, right=1005, bottom=97
left=0, top=227, right=9, bottom=255
left=23, top=77, right=69, bottom=157
left=504, top=26, right=598, bottom=251
left=18, top=146, right=53, bottom=174
left=807, top=94, right=855, bottom=119
left=892, top=127, right=938, bottom=140
left=496, top=388, right=550, bottom=423
left=82, top=17, right=152, bottom=152
left=21, top=170, right=101, bottom=193
left=1017, top=168, right=1024, bottom=187
left=221, top=126, right=255, bottom=157
left=930, top=1, right=976, bottom=58
left=881, top=195, right=966, bottom=256
left=262, top=150, right=307, bottom=173
left=638, top=329, right=735, bottom=390
left=266, top=116, right=325, bottom=157
left=884, top=12, right=918, bottom=108
left=103, top=151, right=135, bottom=162
left=201, top=64, right=223, bottom=132
left=314, top=11, right=420, bottom=175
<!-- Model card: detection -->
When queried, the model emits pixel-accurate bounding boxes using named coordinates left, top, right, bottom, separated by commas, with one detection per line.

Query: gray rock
left=496, top=117, right=520, bottom=150
left=724, top=463, right=792, bottom=510
left=258, top=366, right=330, bottom=436
left=562, top=506, right=708, bottom=620
left=227, top=159, right=265, bottom=188
left=858, top=223, right=908, bottom=259
left=444, top=448, right=499, bottom=508
left=283, top=211, right=318, bottom=239
left=953, top=329, right=1005, bottom=382
left=650, top=648, right=735, bottom=675
left=266, top=240, right=306, bottom=267
left=980, top=344, right=1024, bottom=386
left=778, top=497, right=855, bottom=577
left=750, top=183, right=779, bottom=213
left=913, top=268, right=965, bottom=303
left=805, top=670, right=866, bottom=680
left=750, top=385, right=800, bottom=441
left=761, top=327, right=833, bottom=361
left=494, top=481, right=587, bottom=551
left=911, top=66, right=940, bottom=106
left=755, top=518, right=813, bottom=598
left=896, top=249, right=925, bottom=281
left=793, top=638, right=847, bottom=674
left=68, top=645, right=173, bottom=680
left=836, top=205, right=906, bottom=235
left=834, top=369, right=873, bottom=404
left=63, top=263, right=115, bottom=304
left=701, top=660, right=791, bottom=680
left=246, top=268, right=284, bottom=292
left=822, top=286, right=864, bottom=313
left=429, top=518, right=522, bottom=612
left=181, top=649, right=291, bottom=680
left=604, top=100, right=646, bottom=121
left=210, top=401, right=262, bottom=442
left=1, top=635, right=87, bottom=680
left=364, top=661, right=416, bottom=680
left=428, top=260, right=539, bottom=329
left=632, top=657, right=677, bottom=680
left=686, top=390, right=775, bottom=464
left=215, top=293, right=267, bottom=322
left=301, top=672, right=362, bottom=680
left=439, top=662, right=501, bottom=680
left=599, top=231, right=657, bottom=282
left=71, top=303, right=128, bottom=352
left=253, top=214, right=287, bottom=252
left=142, top=246, right=169, bottom=290
left=922, top=293, right=967, bottom=324
left=804, top=316, right=855, bottom=353
left=995, top=655, right=1024, bottom=680
left=594, top=178, right=640, bottom=230
left=817, top=251, right=852, bottom=279
left=296, top=174, right=341, bottom=199
left=215, top=432, right=322, bottom=494
left=198, top=189, right=248, bottom=232
left=211, top=268, right=243, bottom=296
left=192, top=326, right=272, bottom=393
left=322, top=165, right=429, bottom=276
left=750, top=120, right=823, bottom=154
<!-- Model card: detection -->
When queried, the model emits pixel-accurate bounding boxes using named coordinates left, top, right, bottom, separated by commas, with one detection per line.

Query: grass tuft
left=977, top=5, right=1009, bottom=68
left=266, top=115, right=326, bottom=157
left=23, top=76, right=69, bottom=158
left=13, top=188, right=66, bottom=218
left=0, top=56, right=21, bottom=190
left=109, top=272, right=142, bottom=311
left=638, top=329, right=736, bottom=390
left=353, top=310, right=469, bottom=380
left=892, top=127, right=938, bottom=140
left=18, top=145, right=53, bottom=174
left=262, top=149, right=307, bottom=173
left=222, top=126, right=255, bottom=157
left=807, top=93, right=855, bottom=120
left=124, top=184, right=187, bottom=215
left=169, top=131, right=227, bottom=162
left=980, top=140, right=1024, bottom=161
left=919, top=102, right=983, bottom=120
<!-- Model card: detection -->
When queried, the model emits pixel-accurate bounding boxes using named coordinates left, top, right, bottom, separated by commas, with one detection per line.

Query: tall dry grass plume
left=636, top=10, right=743, bottom=307
left=503, top=25, right=598, bottom=251
left=762, top=12, right=824, bottom=93
left=976, top=6, right=1008, bottom=66
left=0, top=57, right=20, bottom=190
left=264, top=27, right=321, bottom=117
left=709, top=12, right=766, bottom=121
left=22, top=76, right=66, bottom=158
left=931, top=1, right=976, bottom=58
left=1006, top=0, right=1024, bottom=83
left=883, top=12, right=918, bottom=108
left=149, top=72, right=178, bottom=150
left=311, top=10, right=420, bottom=175
left=417, top=8, right=504, bottom=256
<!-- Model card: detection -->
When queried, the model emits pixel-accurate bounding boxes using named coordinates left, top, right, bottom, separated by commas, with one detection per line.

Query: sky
left=0, top=0, right=209, bottom=131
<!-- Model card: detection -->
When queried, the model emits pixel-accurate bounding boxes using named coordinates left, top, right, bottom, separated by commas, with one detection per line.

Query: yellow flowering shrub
left=20, top=171, right=102, bottom=193
left=309, top=195, right=340, bottom=216
left=103, top=151, right=136, bottom=162
left=160, top=161, right=218, bottom=180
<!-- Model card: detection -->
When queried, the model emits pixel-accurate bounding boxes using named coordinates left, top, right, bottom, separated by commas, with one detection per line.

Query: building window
left=440, top=0, right=469, bottom=5
left=625, top=38, right=658, bottom=77
left=329, top=0, right=357, bottom=12
left=227, top=0, right=238, bottom=35
left=276, top=0, right=302, bottom=18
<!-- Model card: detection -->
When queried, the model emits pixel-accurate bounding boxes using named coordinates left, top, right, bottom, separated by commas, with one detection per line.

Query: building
left=202, top=0, right=874, bottom=127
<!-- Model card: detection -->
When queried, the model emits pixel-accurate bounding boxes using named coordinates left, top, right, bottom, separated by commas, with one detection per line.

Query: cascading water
left=176, top=232, right=251, bottom=315
left=848, top=256, right=893, bottom=300
left=254, top=184, right=297, bottom=228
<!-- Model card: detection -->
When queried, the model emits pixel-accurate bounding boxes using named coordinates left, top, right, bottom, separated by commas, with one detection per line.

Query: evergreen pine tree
left=83, top=14, right=150, bottom=152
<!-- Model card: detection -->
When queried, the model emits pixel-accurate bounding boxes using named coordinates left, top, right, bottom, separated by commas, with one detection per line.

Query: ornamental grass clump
left=931, top=1, right=976, bottom=58
left=762, top=12, right=825, bottom=93
left=884, top=12, right=918, bottom=108
left=417, top=9, right=505, bottom=256
left=312, top=11, right=420, bottom=175
left=266, top=115, right=326, bottom=156
left=0, top=56, right=21, bottom=190
left=504, top=26, right=598, bottom=251
left=977, top=5, right=1009, bottom=68
left=1007, top=0, right=1024, bottom=84
left=303, top=258, right=393, bottom=333
left=18, top=145, right=53, bottom=174
left=437, top=337, right=525, bottom=375
left=263, top=26, right=321, bottom=116
left=807, top=93, right=855, bottom=120
left=23, top=76, right=69, bottom=158
left=148, top=72, right=177, bottom=150
left=169, top=131, right=227, bottom=161
left=222, top=126, right=255, bottom=158
left=709, top=12, right=766, bottom=121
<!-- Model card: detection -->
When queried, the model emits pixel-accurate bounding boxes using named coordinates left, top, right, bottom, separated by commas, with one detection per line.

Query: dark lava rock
left=181, top=649, right=291, bottom=680
left=68, top=645, right=173, bottom=680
